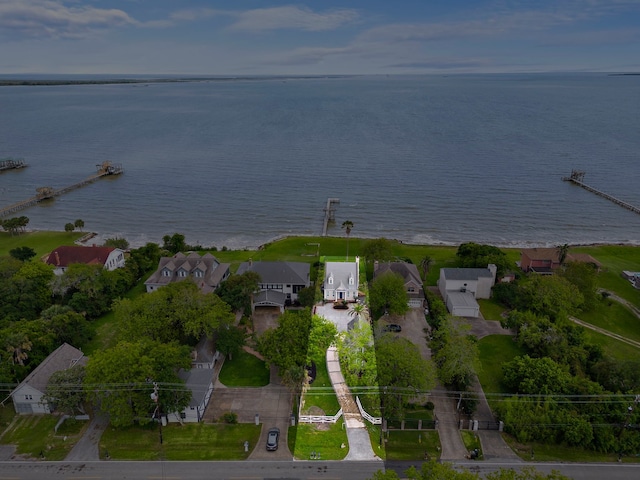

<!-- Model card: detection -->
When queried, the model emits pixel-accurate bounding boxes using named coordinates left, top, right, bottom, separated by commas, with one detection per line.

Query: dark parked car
left=383, top=324, right=402, bottom=333
left=266, top=427, right=280, bottom=451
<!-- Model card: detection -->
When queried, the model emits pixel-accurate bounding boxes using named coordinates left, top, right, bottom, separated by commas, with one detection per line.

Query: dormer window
left=178, top=269, right=187, bottom=278
left=349, top=274, right=354, bottom=285
left=162, top=269, right=171, bottom=277
left=194, top=270, right=203, bottom=278
left=328, top=274, right=333, bottom=285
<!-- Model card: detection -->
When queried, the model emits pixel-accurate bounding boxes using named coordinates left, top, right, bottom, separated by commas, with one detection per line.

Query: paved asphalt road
left=1, top=460, right=640, bottom=479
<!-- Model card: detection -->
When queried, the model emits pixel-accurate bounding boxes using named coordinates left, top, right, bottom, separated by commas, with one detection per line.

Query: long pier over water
left=0, top=162, right=123, bottom=218
left=0, top=158, right=27, bottom=172
left=562, top=170, right=640, bottom=215
left=322, top=198, right=340, bottom=236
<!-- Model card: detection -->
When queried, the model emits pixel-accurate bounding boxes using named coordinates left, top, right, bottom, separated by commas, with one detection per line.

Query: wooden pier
left=322, top=198, right=340, bottom=236
left=0, top=162, right=123, bottom=218
left=562, top=170, right=640, bottom=215
left=0, top=158, right=27, bottom=172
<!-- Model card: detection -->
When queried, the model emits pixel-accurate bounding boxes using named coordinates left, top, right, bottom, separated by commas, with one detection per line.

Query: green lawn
left=477, top=335, right=526, bottom=399
left=384, top=430, right=440, bottom=461
left=218, top=349, right=270, bottom=387
left=0, top=230, right=83, bottom=257
left=301, top=353, right=341, bottom=415
left=583, top=328, right=640, bottom=361
left=579, top=297, right=640, bottom=343
left=0, top=414, right=87, bottom=461
left=100, top=422, right=261, bottom=460
left=288, top=419, right=349, bottom=460
left=478, top=298, right=507, bottom=321
left=460, top=431, right=482, bottom=459
left=502, top=432, right=639, bottom=463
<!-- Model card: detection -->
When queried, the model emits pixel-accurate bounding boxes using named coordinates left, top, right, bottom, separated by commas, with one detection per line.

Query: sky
left=0, top=0, right=639, bottom=75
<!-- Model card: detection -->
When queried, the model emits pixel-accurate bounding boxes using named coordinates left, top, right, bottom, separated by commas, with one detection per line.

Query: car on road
left=383, top=324, right=402, bottom=333
left=266, top=427, right=280, bottom=451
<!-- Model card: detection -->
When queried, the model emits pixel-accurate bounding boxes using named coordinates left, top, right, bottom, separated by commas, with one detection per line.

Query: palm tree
left=557, top=243, right=570, bottom=266
left=419, top=255, right=433, bottom=281
left=342, top=220, right=354, bottom=261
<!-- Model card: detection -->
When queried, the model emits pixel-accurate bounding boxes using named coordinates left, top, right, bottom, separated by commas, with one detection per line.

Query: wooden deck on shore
left=563, top=170, right=640, bottom=215
left=0, top=162, right=123, bottom=218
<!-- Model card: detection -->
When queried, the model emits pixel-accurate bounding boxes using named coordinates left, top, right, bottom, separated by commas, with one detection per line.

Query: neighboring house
left=44, top=245, right=125, bottom=275
left=11, top=343, right=87, bottom=414
left=374, top=261, right=425, bottom=308
left=169, top=367, right=215, bottom=423
left=323, top=258, right=360, bottom=303
left=438, top=265, right=497, bottom=317
left=144, top=252, right=230, bottom=294
left=236, top=260, right=311, bottom=312
left=520, top=248, right=602, bottom=274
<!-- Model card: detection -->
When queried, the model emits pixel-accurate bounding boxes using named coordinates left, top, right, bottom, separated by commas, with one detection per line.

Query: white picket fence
left=356, top=396, right=382, bottom=425
left=298, top=408, right=343, bottom=424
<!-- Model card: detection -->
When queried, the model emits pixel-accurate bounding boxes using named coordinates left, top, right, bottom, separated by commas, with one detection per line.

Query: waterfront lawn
left=384, top=430, right=440, bottom=461
left=579, top=297, right=640, bottom=343
left=0, top=231, right=83, bottom=258
left=218, top=349, right=270, bottom=387
left=100, top=422, right=261, bottom=460
left=288, top=419, right=349, bottom=460
left=0, top=414, right=86, bottom=461
left=477, top=335, right=525, bottom=402
left=478, top=298, right=507, bottom=321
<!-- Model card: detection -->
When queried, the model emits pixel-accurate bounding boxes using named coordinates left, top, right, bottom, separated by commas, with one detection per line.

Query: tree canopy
left=369, top=271, right=409, bottom=319
left=455, top=242, right=511, bottom=276
left=85, top=339, right=191, bottom=427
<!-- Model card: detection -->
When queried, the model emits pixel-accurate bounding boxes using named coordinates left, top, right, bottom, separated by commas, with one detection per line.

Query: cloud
left=0, top=0, right=135, bottom=39
left=228, top=5, right=358, bottom=32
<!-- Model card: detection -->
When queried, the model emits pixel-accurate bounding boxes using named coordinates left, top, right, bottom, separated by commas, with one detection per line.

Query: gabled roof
left=145, top=252, right=229, bottom=294
left=13, top=343, right=86, bottom=395
left=236, top=261, right=310, bottom=285
left=521, top=248, right=561, bottom=262
left=45, top=245, right=117, bottom=268
left=441, top=267, right=494, bottom=281
left=254, top=290, right=287, bottom=306
left=177, top=368, right=215, bottom=407
left=325, top=261, right=358, bottom=286
left=374, top=262, right=422, bottom=286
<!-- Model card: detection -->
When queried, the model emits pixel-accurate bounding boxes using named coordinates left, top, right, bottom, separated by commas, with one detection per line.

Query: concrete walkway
left=326, top=346, right=380, bottom=461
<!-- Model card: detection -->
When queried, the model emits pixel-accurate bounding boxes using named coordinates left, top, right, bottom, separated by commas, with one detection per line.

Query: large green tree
left=85, top=339, right=191, bottom=427
left=369, top=271, right=409, bottom=319
left=44, top=364, right=86, bottom=415
left=515, top=274, right=583, bottom=320
left=337, top=319, right=378, bottom=387
left=9, top=246, right=36, bottom=262
left=116, top=281, right=234, bottom=344
left=215, top=271, right=261, bottom=315
left=431, top=318, right=480, bottom=391
left=375, top=335, right=435, bottom=419
left=455, top=242, right=510, bottom=276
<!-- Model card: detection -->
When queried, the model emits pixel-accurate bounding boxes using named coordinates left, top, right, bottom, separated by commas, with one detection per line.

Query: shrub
left=221, top=412, right=238, bottom=424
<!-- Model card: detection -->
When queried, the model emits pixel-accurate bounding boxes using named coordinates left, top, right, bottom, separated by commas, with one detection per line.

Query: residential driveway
left=65, top=413, right=109, bottom=461
left=203, top=365, right=293, bottom=460
left=314, top=304, right=353, bottom=332
left=387, top=308, right=431, bottom=360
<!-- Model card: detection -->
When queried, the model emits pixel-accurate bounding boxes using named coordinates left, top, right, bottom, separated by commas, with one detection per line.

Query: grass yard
left=478, top=298, right=507, bottom=321
left=0, top=230, right=83, bottom=258
left=384, top=430, right=440, bottom=461
left=301, top=354, right=341, bottom=415
left=0, top=405, right=16, bottom=432
left=477, top=335, right=526, bottom=406
left=460, top=431, right=482, bottom=459
left=502, top=433, right=639, bottom=463
left=288, top=419, right=349, bottom=460
left=218, top=349, right=270, bottom=387
left=582, top=328, right=640, bottom=361
left=579, top=297, right=640, bottom=343
left=0, top=414, right=87, bottom=461
left=100, top=422, right=261, bottom=460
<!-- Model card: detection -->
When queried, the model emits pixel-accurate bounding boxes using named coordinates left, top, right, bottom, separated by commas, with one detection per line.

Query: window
left=162, top=269, right=171, bottom=277
left=180, top=412, right=186, bottom=419
left=178, top=270, right=187, bottom=277
left=328, top=275, right=333, bottom=285
left=25, top=394, right=33, bottom=400
left=349, top=274, right=354, bottom=285
left=194, top=270, right=203, bottom=278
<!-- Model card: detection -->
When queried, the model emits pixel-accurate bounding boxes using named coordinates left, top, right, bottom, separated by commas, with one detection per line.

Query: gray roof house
left=11, top=343, right=87, bottom=414
left=437, top=265, right=497, bottom=317
left=169, top=367, right=216, bottom=423
left=324, top=258, right=360, bottom=303
left=236, top=260, right=311, bottom=311
left=144, top=252, right=230, bottom=294
left=374, top=261, right=425, bottom=308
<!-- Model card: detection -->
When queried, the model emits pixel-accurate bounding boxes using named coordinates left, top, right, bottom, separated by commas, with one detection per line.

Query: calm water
left=1, top=74, right=639, bottom=249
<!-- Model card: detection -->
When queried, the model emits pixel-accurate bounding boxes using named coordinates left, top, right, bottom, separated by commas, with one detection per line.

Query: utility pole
left=151, top=381, right=163, bottom=444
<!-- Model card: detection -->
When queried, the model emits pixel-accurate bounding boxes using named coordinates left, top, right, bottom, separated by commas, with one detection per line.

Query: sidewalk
left=326, top=346, right=380, bottom=461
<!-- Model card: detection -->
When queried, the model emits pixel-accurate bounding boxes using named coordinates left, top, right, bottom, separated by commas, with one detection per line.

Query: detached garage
left=445, top=291, right=480, bottom=318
